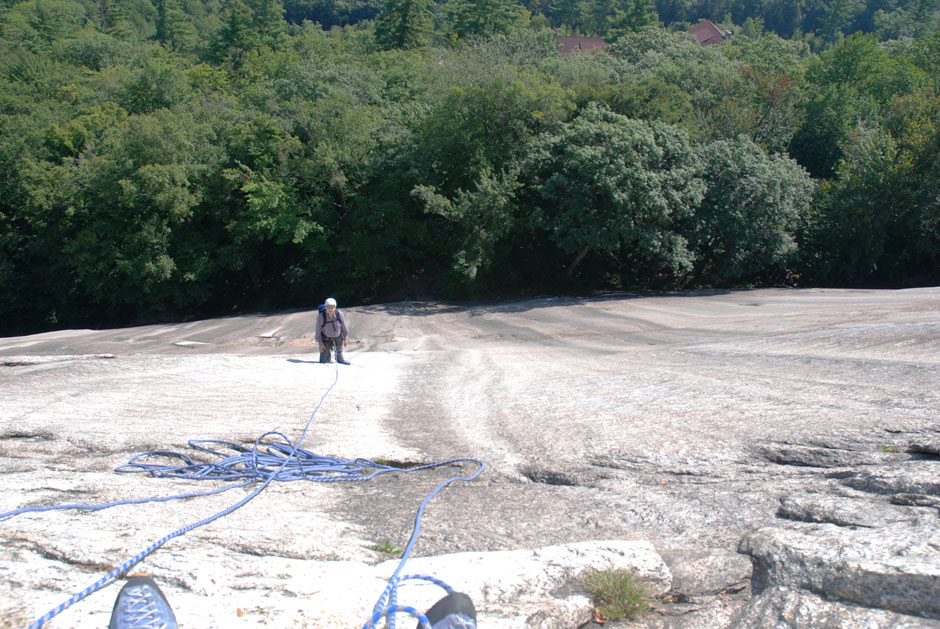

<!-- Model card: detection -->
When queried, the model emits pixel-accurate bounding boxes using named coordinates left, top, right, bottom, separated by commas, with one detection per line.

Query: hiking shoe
left=338, top=360, right=351, bottom=365
left=419, top=592, right=476, bottom=629
left=109, top=576, right=178, bottom=629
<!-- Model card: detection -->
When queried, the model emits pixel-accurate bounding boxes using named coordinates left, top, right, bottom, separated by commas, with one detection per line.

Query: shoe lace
left=118, top=584, right=174, bottom=629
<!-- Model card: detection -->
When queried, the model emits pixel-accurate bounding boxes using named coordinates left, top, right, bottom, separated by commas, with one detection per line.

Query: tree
left=763, top=0, right=802, bottom=37
left=413, top=63, right=572, bottom=195
left=790, top=33, right=926, bottom=178
left=874, top=0, right=940, bottom=40
left=910, top=29, right=940, bottom=82
left=608, top=25, right=742, bottom=112
left=120, top=53, right=191, bottom=114
left=101, top=0, right=141, bottom=41
left=654, top=0, right=689, bottom=25
left=818, top=0, right=863, bottom=44
left=10, top=104, right=210, bottom=324
left=621, top=0, right=658, bottom=31
left=550, top=0, right=593, bottom=32
left=1, top=0, right=88, bottom=51
left=448, top=0, right=525, bottom=39
left=803, top=88, right=940, bottom=286
left=521, top=105, right=704, bottom=284
left=213, top=0, right=261, bottom=67
left=56, top=31, right=136, bottom=70
left=155, top=0, right=198, bottom=52
left=602, top=77, right=695, bottom=127
left=253, top=0, right=288, bottom=49
left=374, top=0, right=433, bottom=50
left=690, top=136, right=814, bottom=284
left=603, top=0, right=659, bottom=40
left=412, top=169, right=521, bottom=287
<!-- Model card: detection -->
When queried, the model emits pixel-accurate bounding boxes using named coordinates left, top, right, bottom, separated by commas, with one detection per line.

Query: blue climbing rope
left=365, top=465, right=484, bottom=629
left=5, top=362, right=484, bottom=629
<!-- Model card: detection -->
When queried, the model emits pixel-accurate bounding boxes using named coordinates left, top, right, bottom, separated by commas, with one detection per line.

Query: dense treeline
left=0, top=0, right=938, bottom=334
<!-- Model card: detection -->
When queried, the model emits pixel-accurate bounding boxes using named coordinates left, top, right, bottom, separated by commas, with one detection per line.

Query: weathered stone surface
left=2, top=287, right=940, bottom=627
left=777, top=493, right=910, bottom=528
left=0, top=540, right=663, bottom=629
left=740, top=522, right=940, bottom=620
left=398, top=539, right=671, bottom=627
left=891, top=493, right=940, bottom=508
left=637, top=596, right=750, bottom=629
left=757, top=443, right=882, bottom=468
left=735, top=585, right=940, bottom=628
left=909, top=441, right=940, bottom=456
left=661, top=549, right=752, bottom=601
left=841, top=463, right=940, bottom=497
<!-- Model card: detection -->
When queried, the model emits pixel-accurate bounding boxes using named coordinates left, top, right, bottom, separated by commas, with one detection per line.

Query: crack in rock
left=740, top=523, right=940, bottom=620
left=6, top=535, right=115, bottom=573
left=841, top=462, right=940, bottom=497
left=776, top=494, right=908, bottom=528
left=757, top=443, right=881, bottom=468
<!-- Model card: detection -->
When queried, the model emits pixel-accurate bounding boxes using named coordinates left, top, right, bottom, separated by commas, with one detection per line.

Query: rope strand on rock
left=4, top=363, right=483, bottom=628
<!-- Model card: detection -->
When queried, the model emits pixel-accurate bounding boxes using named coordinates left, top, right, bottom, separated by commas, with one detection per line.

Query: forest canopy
left=1, top=0, right=938, bottom=333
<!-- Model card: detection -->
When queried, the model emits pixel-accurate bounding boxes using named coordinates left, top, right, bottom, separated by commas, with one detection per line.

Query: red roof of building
left=688, top=20, right=731, bottom=45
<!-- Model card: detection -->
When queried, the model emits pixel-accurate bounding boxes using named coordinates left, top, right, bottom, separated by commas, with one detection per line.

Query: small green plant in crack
left=582, top=567, right=650, bottom=622
left=367, top=540, right=401, bottom=555
left=881, top=445, right=898, bottom=453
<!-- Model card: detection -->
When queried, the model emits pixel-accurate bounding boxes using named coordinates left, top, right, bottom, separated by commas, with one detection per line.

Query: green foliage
left=602, top=76, right=694, bottom=126
left=522, top=104, right=704, bottom=284
left=446, top=0, right=527, bottom=40
left=9, top=106, right=206, bottom=322
left=374, top=0, right=432, bottom=50
left=212, top=0, right=287, bottom=67
left=607, top=0, right=659, bottom=39
left=1, top=0, right=939, bottom=333
left=609, top=25, right=745, bottom=121
left=413, top=168, right=521, bottom=285
left=413, top=50, right=573, bottom=193
left=366, top=539, right=401, bottom=554
left=791, top=32, right=928, bottom=177
left=582, top=567, right=650, bottom=622
left=54, top=31, right=136, bottom=70
left=691, top=135, right=815, bottom=283
left=120, top=53, right=191, bottom=113
left=802, top=87, right=940, bottom=286
left=1, top=0, right=88, bottom=51
left=155, top=0, right=198, bottom=52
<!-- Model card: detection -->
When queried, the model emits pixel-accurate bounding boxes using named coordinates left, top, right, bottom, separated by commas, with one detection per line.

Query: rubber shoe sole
left=109, top=576, right=178, bottom=629
left=420, top=592, right=476, bottom=628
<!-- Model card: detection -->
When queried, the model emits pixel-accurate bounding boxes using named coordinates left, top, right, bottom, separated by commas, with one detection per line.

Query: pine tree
left=449, top=0, right=523, bottom=39
left=374, top=0, right=433, bottom=50
left=155, top=0, right=198, bottom=51
left=608, top=0, right=657, bottom=39
left=551, top=0, right=592, bottom=33
left=213, top=0, right=261, bottom=66
left=103, top=0, right=139, bottom=41
left=252, top=0, right=288, bottom=49
left=624, top=0, right=657, bottom=30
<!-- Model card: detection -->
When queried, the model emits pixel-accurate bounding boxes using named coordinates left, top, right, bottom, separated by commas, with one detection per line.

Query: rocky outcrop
left=841, top=461, right=940, bottom=497
left=737, top=450, right=940, bottom=627
left=663, top=549, right=751, bottom=603
left=740, top=520, right=940, bottom=620
left=3, top=289, right=939, bottom=628
left=398, top=539, right=672, bottom=627
left=776, top=493, right=909, bottom=528
left=734, top=586, right=940, bottom=628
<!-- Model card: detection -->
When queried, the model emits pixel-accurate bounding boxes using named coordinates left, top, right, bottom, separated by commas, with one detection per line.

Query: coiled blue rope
left=3, top=362, right=483, bottom=628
